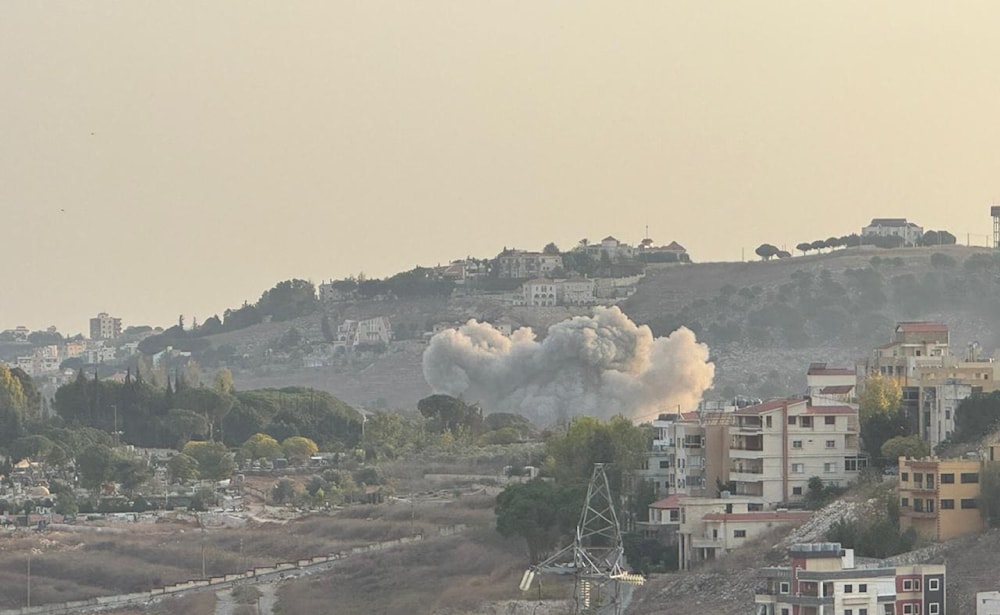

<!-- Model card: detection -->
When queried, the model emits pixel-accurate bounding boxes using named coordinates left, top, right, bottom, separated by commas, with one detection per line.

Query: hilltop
left=208, top=244, right=1000, bottom=411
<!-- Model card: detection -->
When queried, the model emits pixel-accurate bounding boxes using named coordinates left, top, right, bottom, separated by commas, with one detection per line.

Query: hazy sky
left=4, top=2, right=1000, bottom=334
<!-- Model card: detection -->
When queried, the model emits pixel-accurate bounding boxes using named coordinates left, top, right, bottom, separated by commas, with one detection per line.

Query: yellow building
left=898, top=456, right=985, bottom=541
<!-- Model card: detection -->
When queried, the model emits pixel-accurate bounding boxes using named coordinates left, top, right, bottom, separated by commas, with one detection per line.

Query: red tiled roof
left=896, top=322, right=948, bottom=333
left=680, top=411, right=700, bottom=421
left=650, top=494, right=688, bottom=509
left=702, top=511, right=812, bottom=522
left=804, top=405, right=857, bottom=415
left=819, top=385, right=854, bottom=394
left=736, top=398, right=804, bottom=415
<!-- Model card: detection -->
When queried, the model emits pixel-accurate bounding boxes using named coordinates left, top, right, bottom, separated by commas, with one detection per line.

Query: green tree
left=417, top=394, right=483, bottom=434
left=858, top=373, right=908, bottom=465
left=0, top=365, right=28, bottom=447
left=880, top=435, right=931, bottom=462
left=165, top=408, right=210, bottom=448
left=112, top=454, right=152, bottom=496
left=181, top=441, right=235, bottom=481
left=167, top=453, right=201, bottom=484
left=272, top=478, right=297, bottom=504
left=979, top=461, right=1000, bottom=528
left=76, top=444, right=115, bottom=491
left=754, top=243, right=780, bottom=261
left=9, top=435, right=55, bottom=463
left=542, top=242, right=561, bottom=255
left=242, top=433, right=283, bottom=461
left=256, top=279, right=318, bottom=322
left=796, top=242, right=812, bottom=255
left=953, top=391, right=1000, bottom=443
left=495, top=479, right=582, bottom=562
left=213, top=368, right=235, bottom=395
left=281, top=436, right=319, bottom=464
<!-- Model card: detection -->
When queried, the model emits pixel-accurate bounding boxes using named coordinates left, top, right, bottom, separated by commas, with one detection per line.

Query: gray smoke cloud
left=421, top=306, right=715, bottom=424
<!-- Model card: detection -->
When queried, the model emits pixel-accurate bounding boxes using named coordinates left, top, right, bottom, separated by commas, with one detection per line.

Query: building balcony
left=899, top=507, right=936, bottom=519
left=730, top=448, right=765, bottom=459
left=691, top=536, right=723, bottom=549
left=730, top=471, right=765, bottom=483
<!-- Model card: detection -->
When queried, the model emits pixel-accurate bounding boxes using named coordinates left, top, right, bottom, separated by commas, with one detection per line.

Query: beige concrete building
left=898, top=455, right=987, bottom=541
left=639, top=412, right=731, bottom=499
left=646, top=494, right=809, bottom=570
left=731, top=398, right=863, bottom=505
left=89, top=312, right=122, bottom=341
left=864, top=322, right=1000, bottom=447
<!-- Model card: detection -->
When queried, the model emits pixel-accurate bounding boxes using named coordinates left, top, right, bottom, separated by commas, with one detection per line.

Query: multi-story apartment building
left=896, top=446, right=1000, bottom=541
left=756, top=542, right=946, bottom=615
left=862, top=218, right=925, bottom=246
left=89, top=312, right=122, bottom=341
left=494, top=249, right=564, bottom=279
left=639, top=412, right=732, bottom=499
left=730, top=398, right=863, bottom=505
left=644, top=493, right=809, bottom=570
left=863, top=322, right=1000, bottom=447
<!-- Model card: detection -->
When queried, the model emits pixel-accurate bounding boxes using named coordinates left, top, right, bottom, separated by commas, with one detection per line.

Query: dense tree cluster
left=494, top=416, right=652, bottom=564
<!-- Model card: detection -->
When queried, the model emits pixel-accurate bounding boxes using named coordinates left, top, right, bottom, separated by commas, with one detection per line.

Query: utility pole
left=26, top=550, right=30, bottom=607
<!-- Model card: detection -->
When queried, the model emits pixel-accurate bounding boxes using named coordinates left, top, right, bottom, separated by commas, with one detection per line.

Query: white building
left=521, top=279, right=559, bottom=307
left=561, top=277, right=597, bottom=305
left=806, top=363, right=858, bottom=405
left=336, top=317, right=392, bottom=349
left=978, top=591, right=1000, bottom=615
left=862, top=218, right=924, bottom=246
left=730, top=398, right=864, bottom=505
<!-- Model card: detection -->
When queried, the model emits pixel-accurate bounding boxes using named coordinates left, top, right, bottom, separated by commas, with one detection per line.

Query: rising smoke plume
left=421, top=306, right=715, bottom=424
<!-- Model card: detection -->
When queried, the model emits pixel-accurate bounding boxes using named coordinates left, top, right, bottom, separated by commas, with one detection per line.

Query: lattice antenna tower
left=992, top=205, right=1000, bottom=249
left=519, top=464, right=644, bottom=615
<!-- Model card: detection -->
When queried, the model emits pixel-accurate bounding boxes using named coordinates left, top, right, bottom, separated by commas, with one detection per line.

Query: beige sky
left=4, top=2, right=1000, bottom=334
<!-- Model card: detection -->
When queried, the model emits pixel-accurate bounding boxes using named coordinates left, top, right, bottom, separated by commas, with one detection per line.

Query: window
left=914, top=472, right=923, bottom=482
left=859, top=610, right=868, bottom=615
left=801, top=416, right=813, bottom=428
left=940, top=499, right=954, bottom=509
left=901, top=497, right=909, bottom=507
left=903, top=605, right=916, bottom=615
left=792, top=440, right=803, bottom=449
left=926, top=475, right=934, bottom=488
left=825, top=415, right=836, bottom=425
left=961, top=472, right=979, bottom=484
left=929, top=604, right=939, bottom=615
left=788, top=416, right=796, bottom=425
left=826, top=440, right=836, bottom=448
left=928, top=578, right=939, bottom=591
left=846, top=610, right=853, bottom=615
left=903, top=580, right=913, bottom=591
left=766, top=416, right=772, bottom=428
left=779, top=582, right=789, bottom=594
left=734, top=529, right=746, bottom=538
left=792, top=486, right=803, bottom=495
left=901, top=472, right=909, bottom=481
left=824, top=462, right=837, bottom=473
left=859, top=584, right=867, bottom=592
left=781, top=609, right=789, bottom=615
left=792, top=463, right=805, bottom=474
left=926, top=499, right=935, bottom=512
left=659, top=460, right=670, bottom=469
left=961, top=498, right=978, bottom=509
left=845, top=584, right=853, bottom=593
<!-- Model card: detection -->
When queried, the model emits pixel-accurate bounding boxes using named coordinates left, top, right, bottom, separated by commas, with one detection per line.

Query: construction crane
left=519, top=463, right=645, bottom=614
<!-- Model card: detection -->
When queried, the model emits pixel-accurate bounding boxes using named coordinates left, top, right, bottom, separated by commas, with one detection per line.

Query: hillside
left=210, top=244, right=1000, bottom=411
